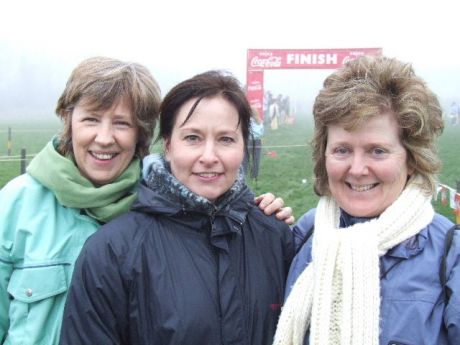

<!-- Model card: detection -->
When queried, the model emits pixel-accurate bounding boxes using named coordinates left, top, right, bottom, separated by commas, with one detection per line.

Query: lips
left=347, top=182, right=378, bottom=192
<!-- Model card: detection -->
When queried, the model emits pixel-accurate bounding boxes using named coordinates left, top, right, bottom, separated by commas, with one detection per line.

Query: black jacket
left=60, top=157, right=294, bottom=345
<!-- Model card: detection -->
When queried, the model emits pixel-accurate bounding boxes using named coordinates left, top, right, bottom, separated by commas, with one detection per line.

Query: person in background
left=273, top=55, right=459, bottom=345
left=59, top=70, right=295, bottom=345
left=449, top=101, right=459, bottom=125
left=0, top=57, right=289, bottom=345
left=243, top=105, right=264, bottom=181
left=269, top=95, right=280, bottom=130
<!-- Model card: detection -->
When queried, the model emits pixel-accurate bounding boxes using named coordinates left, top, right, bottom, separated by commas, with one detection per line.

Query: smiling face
left=164, top=96, right=244, bottom=202
left=71, top=96, right=138, bottom=186
left=325, top=111, right=413, bottom=217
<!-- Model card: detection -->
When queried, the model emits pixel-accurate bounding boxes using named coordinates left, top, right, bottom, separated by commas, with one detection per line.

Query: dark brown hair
left=158, top=70, right=251, bottom=150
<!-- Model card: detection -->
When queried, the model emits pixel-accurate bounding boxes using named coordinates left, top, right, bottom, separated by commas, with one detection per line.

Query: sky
left=1, top=0, right=459, bottom=120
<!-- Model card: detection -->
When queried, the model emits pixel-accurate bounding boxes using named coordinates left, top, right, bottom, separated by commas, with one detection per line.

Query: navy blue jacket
left=60, top=175, right=294, bottom=345
left=287, top=209, right=460, bottom=345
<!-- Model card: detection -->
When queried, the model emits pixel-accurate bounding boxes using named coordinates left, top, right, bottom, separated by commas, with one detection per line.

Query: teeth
left=349, top=183, right=376, bottom=192
left=92, top=152, right=116, bottom=160
left=198, top=173, right=218, bottom=178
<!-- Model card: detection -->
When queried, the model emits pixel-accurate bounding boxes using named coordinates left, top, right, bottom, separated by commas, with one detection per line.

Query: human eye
left=114, top=120, right=133, bottom=128
left=184, top=134, right=200, bottom=143
left=371, top=147, right=388, bottom=157
left=332, top=146, right=350, bottom=156
left=220, top=136, right=236, bottom=144
left=81, top=116, right=98, bottom=124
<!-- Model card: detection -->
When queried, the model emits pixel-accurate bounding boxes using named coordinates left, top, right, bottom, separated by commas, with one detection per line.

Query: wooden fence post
left=20, top=148, right=26, bottom=174
left=7, top=127, right=12, bottom=156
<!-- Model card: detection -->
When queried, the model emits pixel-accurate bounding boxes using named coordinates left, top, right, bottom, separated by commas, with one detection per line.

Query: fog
left=1, top=0, right=459, bottom=122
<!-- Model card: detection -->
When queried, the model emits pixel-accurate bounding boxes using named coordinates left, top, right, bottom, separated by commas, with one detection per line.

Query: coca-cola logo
left=248, top=83, right=262, bottom=91
left=250, top=100, right=262, bottom=108
left=250, top=56, right=282, bottom=68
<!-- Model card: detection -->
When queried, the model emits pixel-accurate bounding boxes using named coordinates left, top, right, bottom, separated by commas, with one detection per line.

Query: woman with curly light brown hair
left=0, top=56, right=162, bottom=345
left=274, top=55, right=459, bottom=345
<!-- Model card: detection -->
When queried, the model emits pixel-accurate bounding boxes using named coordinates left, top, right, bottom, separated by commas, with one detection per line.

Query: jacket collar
left=138, top=154, right=252, bottom=221
left=339, top=209, right=427, bottom=259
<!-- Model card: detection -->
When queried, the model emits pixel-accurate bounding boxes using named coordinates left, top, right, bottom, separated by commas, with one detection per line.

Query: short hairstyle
left=312, top=55, right=444, bottom=196
left=55, top=56, right=161, bottom=158
left=158, top=70, right=251, bottom=149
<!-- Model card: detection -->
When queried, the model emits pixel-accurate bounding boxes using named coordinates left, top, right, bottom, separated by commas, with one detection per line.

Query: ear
left=163, top=138, right=171, bottom=161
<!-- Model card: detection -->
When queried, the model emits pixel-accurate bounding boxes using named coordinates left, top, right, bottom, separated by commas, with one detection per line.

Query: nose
left=199, top=140, right=218, bottom=165
left=348, top=153, right=368, bottom=176
left=95, top=123, right=115, bottom=146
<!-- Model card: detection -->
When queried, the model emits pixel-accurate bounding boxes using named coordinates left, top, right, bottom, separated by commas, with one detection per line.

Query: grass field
left=0, top=116, right=459, bottom=222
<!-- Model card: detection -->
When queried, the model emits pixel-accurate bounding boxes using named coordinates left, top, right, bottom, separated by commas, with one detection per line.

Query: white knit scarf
left=273, top=176, right=434, bottom=345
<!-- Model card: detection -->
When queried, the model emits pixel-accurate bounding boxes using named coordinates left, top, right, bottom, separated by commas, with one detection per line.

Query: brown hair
left=55, top=56, right=161, bottom=158
left=312, top=55, right=444, bottom=196
left=158, top=70, right=251, bottom=149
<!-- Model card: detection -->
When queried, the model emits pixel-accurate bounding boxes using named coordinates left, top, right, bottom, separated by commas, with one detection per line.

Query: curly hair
left=312, top=55, right=444, bottom=196
left=55, top=56, right=161, bottom=158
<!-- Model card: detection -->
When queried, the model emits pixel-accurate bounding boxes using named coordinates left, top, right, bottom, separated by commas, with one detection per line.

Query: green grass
left=1, top=116, right=459, bottom=222
left=0, top=120, right=61, bottom=187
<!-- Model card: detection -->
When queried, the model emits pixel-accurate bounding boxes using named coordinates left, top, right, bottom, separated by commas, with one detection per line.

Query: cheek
left=124, top=131, right=139, bottom=150
left=231, top=148, right=245, bottom=168
left=167, top=148, right=190, bottom=172
left=325, top=159, right=343, bottom=181
left=71, top=132, right=84, bottom=156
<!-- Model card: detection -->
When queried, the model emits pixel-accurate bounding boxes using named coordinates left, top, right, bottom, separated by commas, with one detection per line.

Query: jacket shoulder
left=81, top=210, right=154, bottom=263
left=246, top=205, right=292, bottom=235
left=0, top=175, right=55, bottom=244
left=425, top=213, right=456, bottom=247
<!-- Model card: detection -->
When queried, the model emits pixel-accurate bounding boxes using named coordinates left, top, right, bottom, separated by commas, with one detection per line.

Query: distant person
left=243, top=105, right=264, bottom=180
left=0, top=58, right=290, bottom=345
left=273, top=56, right=459, bottom=345
left=264, top=90, right=273, bottom=125
left=449, top=101, right=459, bottom=125
left=59, top=70, right=295, bottom=345
left=269, top=95, right=280, bottom=130
left=280, top=95, right=290, bottom=124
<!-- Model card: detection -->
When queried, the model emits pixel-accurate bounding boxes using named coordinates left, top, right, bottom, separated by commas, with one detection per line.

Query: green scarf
left=27, top=140, right=141, bottom=223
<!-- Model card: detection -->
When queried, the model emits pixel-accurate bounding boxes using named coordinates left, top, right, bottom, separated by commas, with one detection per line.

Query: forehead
left=175, top=96, right=240, bottom=127
left=329, top=112, right=400, bottom=136
left=77, top=94, right=133, bottom=114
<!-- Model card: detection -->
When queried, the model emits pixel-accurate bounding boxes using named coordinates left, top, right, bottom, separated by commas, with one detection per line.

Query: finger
left=254, top=193, right=266, bottom=205
left=263, top=197, right=284, bottom=215
left=276, top=206, right=293, bottom=220
left=256, top=193, right=275, bottom=209
left=285, top=215, right=295, bottom=225
left=276, top=210, right=295, bottom=225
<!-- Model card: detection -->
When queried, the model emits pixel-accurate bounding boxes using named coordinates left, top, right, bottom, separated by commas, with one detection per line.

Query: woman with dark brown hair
left=60, top=70, right=295, bottom=345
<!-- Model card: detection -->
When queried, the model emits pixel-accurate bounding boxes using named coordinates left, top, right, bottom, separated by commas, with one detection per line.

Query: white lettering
left=248, top=83, right=262, bottom=91
left=250, top=56, right=282, bottom=68
left=286, top=53, right=338, bottom=65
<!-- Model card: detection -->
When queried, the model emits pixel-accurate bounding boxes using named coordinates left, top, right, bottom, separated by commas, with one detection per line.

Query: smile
left=90, top=152, right=117, bottom=160
left=195, top=172, right=221, bottom=178
left=347, top=182, right=378, bottom=192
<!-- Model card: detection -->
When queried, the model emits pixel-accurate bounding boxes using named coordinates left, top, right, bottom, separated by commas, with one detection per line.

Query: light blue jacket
left=0, top=174, right=99, bottom=344
left=287, top=208, right=460, bottom=345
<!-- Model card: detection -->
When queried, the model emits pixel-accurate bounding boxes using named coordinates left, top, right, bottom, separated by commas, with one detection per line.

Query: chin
left=342, top=206, right=380, bottom=218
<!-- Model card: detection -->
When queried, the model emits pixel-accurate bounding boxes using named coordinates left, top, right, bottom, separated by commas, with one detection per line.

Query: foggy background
left=1, top=0, right=459, bottom=122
